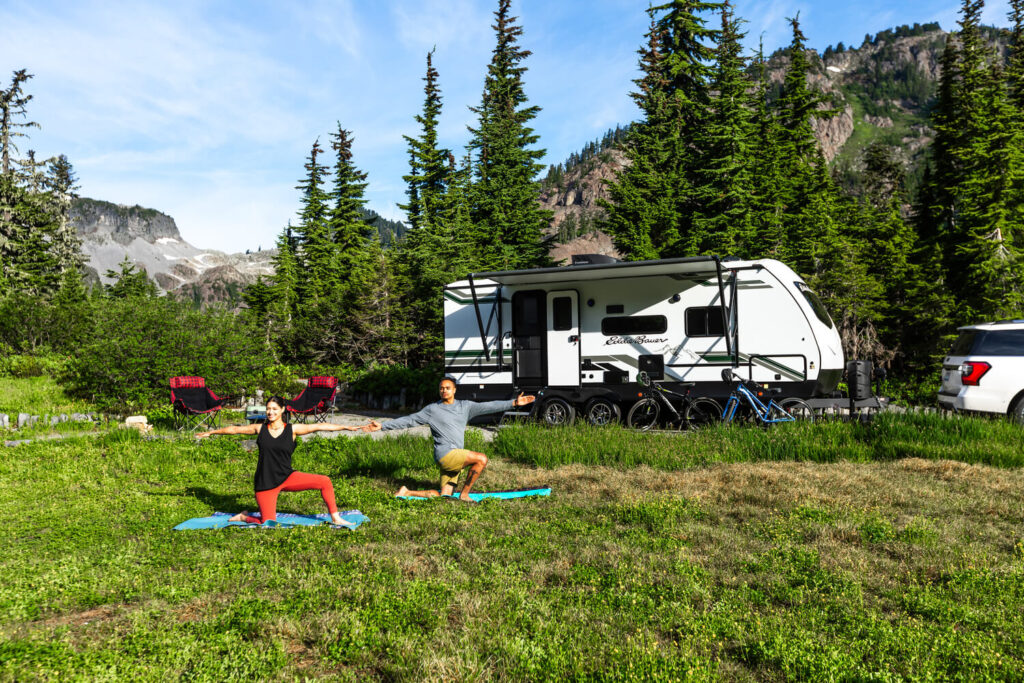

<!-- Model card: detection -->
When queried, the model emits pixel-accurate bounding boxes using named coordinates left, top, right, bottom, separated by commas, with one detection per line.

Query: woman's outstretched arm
left=290, top=423, right=363, bottom=437
left=196, top=423, right=261, bottom=439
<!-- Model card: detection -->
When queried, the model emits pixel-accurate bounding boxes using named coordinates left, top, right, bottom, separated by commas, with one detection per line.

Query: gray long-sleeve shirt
left=380, top=399, right=515, bottom=461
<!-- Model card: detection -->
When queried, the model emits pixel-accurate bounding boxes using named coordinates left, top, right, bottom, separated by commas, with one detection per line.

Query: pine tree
left=467, top=0, right=552, bottom=270
left=746, top=39, right=786, bottom=259
left=600, top=18, right=679, bottom=260
left=601, top=1, right=724, bottom=260
left=0, top=172, right=60, bottom=295
left=924, top=0, right=1024, bottom=320
left=46, top=154, right=85, bottom=276
left=400, top=49, right=450, bottom=234
left=0, top=70, right=39, bottom=178
left=104, top=257, right=158, bottom=299
left=327, top=124, right=372, bottom=285
left=268, top=226, right=299, bottom=328
left=1003, top=0, right=1024, bottom=256
left=773, top=15, right=840, bottom=273
left=345, top=239, right=414, bottom=366
left=691, top=1, right=754, bottom=256
left=293, top=140, right=336, bottom=303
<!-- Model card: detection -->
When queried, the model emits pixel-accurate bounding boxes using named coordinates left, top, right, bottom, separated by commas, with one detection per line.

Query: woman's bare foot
left=330, top=512, right=354, bottom=526
left=396, top=486, right=409, bottom=497
left=228, top=511, right=249, bottom=522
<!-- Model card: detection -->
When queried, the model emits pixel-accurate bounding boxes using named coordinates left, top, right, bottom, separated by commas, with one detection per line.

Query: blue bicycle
left=717, top=369, right=814, bottom=425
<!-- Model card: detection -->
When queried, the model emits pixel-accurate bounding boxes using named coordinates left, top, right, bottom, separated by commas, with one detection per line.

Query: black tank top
left=253, top=423, right=295, bottom=491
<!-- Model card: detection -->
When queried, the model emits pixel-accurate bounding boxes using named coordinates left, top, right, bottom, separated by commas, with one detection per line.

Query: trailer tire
left=540, top=397, right=575, bottom=426
left=584, top=398, right=621, bottom=426
left=780, top=398, right=815, bottom=422
left=627, top=398, right=660, bottom=431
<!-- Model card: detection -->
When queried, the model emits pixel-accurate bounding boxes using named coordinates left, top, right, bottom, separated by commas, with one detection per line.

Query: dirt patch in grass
left=37, top=605, right=119, bottom=629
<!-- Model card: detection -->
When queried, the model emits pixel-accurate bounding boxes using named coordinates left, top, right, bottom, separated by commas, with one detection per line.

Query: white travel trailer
left=443, top=254, right=845, bottom=424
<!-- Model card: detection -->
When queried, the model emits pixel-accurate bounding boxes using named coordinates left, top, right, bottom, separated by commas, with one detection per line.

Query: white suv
left=938, top=320, right=1024, bottom=423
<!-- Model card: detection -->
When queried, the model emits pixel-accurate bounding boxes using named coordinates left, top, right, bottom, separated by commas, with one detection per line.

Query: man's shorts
left=437, top=449, right=472, bottom=489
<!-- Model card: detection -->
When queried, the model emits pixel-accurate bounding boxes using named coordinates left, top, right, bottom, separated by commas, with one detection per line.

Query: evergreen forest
left=2, top=0, right=1023, bottom=410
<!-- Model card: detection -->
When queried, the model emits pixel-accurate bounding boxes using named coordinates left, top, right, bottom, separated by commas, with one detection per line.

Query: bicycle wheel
left=779, top=398, right=814, bottom=422
left=723, top=397, right=757, bottom=426
left=627, top=398, right=660, bottom=431
left=684, top=398, right=722, bottom=429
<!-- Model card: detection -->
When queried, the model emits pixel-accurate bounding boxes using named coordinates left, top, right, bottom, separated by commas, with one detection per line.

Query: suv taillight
left=960, top=361, right=991, bottom=386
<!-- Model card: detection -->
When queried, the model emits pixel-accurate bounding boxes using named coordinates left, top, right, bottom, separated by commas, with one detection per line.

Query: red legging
left=246, top=471, right=338, bottom=524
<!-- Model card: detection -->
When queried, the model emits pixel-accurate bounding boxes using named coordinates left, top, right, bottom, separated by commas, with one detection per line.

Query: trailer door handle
left=568, top=335, right=579, bottom=344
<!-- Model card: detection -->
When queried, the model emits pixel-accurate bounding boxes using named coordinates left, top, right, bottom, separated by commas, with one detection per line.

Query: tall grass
left=0, top=376, right=94, bottom=418
left=493, top=412, right=1024, bottom=469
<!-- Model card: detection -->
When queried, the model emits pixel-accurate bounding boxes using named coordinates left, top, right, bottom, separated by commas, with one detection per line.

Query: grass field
left=2, top=415, right=1023, bottom=680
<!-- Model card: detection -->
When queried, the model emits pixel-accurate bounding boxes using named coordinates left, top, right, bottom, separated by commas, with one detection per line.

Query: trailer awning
left=467, top=256, right=726, bottom=286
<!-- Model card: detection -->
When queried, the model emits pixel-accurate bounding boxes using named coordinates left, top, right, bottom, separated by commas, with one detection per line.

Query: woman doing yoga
left=196, top=396, right=367, bottom=526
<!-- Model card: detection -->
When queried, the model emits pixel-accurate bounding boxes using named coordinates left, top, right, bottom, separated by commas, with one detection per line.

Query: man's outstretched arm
left=377, top=408, right=430, bottom=432
left=466, top=393, right=535, bottom=419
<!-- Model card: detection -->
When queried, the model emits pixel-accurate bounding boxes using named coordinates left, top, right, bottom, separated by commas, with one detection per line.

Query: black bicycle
left=626, top=371, right=721, bottom=431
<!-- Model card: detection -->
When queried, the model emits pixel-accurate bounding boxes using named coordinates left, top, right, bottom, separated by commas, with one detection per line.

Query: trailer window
left=601, top=315, right=667, bottom=336
left=795, top=283, right=834, bottom=329
left=552, top=296, right=573, bottom=331
left=685, top=307, right=725, bottom=337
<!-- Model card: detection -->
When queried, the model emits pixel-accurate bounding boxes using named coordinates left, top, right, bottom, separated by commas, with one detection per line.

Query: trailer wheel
left=684, top=398, right=721, bottom=429
left=540, top=397, right=575, bottom=426
left=584, top=397, right=621, bottom=426
left=780, top=398, right=815, bottom=422
left=626, top=398, right=660, bottom=431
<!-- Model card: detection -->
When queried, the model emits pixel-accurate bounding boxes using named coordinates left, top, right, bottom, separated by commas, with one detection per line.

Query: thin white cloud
left=392, top=0, right=492, bottom=53
left=290, top=0, right=364, bottom=60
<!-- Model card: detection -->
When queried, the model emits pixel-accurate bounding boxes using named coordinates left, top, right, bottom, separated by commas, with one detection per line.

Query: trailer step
left=499, top=410, right=534, bottom=425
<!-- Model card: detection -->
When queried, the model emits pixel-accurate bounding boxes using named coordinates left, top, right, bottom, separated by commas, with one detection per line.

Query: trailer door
left=511, top=290, right=546, bottom=388
left=546, top=290, right=580, bottom=387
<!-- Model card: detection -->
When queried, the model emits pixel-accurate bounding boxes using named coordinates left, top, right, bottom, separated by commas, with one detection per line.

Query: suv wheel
left=1011, top=396, right=1024, bottom=425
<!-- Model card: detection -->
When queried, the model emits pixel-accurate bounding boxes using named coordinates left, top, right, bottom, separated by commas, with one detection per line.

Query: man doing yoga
left=197, top=396, right=368, bottom=526
left=366, top=377, right=535, bottom=501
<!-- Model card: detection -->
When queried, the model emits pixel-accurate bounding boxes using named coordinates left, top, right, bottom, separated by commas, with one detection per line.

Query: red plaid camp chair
left=283, top=376, right=338, bottom=423
left=170, top=376, right=228, bottom=432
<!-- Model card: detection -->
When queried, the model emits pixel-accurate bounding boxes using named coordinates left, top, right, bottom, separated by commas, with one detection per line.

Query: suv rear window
left=951, top=331, right=977, bottom=355
left=971, top=330, right=1024, bottom=356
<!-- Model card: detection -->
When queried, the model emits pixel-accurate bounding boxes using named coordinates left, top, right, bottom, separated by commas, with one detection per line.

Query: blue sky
left=0, top=0, right=1013, bottom=252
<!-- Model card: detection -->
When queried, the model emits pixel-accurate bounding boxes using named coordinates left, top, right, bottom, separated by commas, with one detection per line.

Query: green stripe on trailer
left=751, top=356, right=805, bottom=381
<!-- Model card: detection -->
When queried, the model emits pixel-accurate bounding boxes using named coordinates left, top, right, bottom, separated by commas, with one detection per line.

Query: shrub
left=347, top=363, right=442, bottom=408
left=0, top=353, right=70, bottom=379
left=62, top=297, right=274, bottom=413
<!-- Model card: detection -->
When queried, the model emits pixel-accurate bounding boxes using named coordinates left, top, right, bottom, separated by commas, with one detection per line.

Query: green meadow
left=2, top=413, right=1023, bottom=680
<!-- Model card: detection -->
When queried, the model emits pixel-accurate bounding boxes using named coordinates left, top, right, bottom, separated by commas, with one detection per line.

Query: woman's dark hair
left=266, top=396, right=286, bottom=409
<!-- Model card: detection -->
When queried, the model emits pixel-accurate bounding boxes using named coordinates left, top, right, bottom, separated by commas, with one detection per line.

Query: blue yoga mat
left=396, top=487, right=551, bottom=501
left=173, top=510, right=368, bottom=531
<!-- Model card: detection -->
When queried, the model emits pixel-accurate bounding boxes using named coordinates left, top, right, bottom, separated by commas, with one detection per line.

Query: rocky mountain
left=74, top=24, right=1004, bottom=287
left=71, top=198, right=275, bottom=305
left=539, top=24, right=1004, bottom=263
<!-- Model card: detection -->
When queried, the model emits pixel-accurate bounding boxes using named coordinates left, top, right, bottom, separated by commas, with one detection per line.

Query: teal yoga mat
left=396, top=487, right=551, bottom=501
left=173, top=510, right=368, bottom=530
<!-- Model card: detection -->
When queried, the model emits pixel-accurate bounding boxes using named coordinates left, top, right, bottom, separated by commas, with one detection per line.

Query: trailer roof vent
left=570, top=253, right=621, bottom=266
